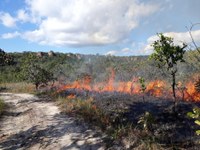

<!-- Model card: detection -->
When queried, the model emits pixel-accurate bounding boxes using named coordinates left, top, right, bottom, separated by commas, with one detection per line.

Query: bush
left=20, top=54, right=54, bottom=89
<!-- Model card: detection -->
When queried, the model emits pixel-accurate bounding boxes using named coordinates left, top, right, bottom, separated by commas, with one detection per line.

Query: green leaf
left=187, top=112, right=197, bottom=119
left=195, top=120, right=200, bottom=126
left=196, top=130, right=200, bottom=135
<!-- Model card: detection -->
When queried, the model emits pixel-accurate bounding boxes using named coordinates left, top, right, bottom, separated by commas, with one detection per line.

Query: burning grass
left=57, top=70, right=200, bottom=102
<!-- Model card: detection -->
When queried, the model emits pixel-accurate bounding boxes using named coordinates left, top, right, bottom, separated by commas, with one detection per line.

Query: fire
left=67, top=94, right=76, bottom=99
left=57, top=70, right=200, bottom=102
left=103, top=69, right=115, bottom=91
left=184, top=81, right=200, bottom=101
left=146, top=80, right=165, bottom=97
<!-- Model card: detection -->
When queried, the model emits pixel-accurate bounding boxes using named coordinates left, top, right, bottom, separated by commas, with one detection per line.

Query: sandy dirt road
left=0, top=93, right=105, bottom=150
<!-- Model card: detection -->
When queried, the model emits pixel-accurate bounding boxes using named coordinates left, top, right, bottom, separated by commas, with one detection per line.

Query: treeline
left=0, top=48, right=199, bottom=88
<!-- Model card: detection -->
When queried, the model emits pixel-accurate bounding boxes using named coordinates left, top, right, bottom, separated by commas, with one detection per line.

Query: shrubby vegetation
left=0, top=48, right=14, bottom=66
left=19, top=53, right=54, bottom=89
left=0, top=48, right=199, bottom=87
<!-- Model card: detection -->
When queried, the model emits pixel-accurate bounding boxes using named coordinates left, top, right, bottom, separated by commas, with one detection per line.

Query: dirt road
left=0, top=93, right=105, bottom=150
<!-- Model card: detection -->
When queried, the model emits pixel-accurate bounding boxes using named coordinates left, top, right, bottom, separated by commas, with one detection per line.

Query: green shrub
left=187, top=107, right=200, bottom=135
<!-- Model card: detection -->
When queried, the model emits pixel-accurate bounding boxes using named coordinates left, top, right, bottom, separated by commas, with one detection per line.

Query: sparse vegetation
left=0, top=82, right=35, bottom=93
left=57, top=96, right=111, bottom=129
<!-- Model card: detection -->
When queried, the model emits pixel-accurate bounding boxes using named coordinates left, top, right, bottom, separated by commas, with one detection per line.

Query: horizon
left=5, top=49, right=151, bottom=57
left=0, top=0, right=200, bottom=56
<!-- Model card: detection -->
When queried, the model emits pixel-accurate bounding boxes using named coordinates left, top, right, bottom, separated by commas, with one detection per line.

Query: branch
left=186, top=23, right=200, bottom=53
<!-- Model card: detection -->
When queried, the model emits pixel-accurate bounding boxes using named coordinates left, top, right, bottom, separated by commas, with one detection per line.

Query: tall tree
left=150, top=33, right=187, bottom=111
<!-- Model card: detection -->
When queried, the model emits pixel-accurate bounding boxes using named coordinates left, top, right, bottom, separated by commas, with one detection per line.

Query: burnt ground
left=96, top=93, right=200, bottom=149
left=61, top=89, right=200, bottom=149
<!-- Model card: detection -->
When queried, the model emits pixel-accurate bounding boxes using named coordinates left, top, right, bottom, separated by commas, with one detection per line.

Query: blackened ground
left=61, top=89, right=200, bottom=149
left=94, top=92, right=200, bottom=149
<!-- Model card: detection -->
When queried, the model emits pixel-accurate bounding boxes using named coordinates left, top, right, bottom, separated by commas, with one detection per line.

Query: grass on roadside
left=0, top=82, right=35, bottom=93
left=57, top=96, right=111, bottom=129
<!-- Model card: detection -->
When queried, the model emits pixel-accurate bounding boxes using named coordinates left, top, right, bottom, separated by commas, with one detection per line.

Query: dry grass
left=0, top=82, right=35, bottom=93
left=57, top=96, right=111, bottom=129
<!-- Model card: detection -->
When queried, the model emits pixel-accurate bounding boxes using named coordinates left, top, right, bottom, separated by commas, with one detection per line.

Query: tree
left=0, top=49, right=15, bottom=85
left=0, top=48, right=14, bottom=67
left=150, top=33, right=187, bottom=111
left=20, top=53, right=54, bottom=90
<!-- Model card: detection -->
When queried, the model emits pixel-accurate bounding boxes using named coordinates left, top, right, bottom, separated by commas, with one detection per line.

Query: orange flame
left=146, top=80, right=165, bottom=97
left=184, top=81, right=200, bottom=101
left=57, top=70, right=200, bottom=102
left=67, top=94, right=76, bottom=99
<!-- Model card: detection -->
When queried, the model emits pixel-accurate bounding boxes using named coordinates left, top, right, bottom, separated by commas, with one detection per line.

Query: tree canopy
left=150, top=33, right=187, bottom=111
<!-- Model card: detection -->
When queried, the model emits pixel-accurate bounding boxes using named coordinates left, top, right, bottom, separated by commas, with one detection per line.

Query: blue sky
left=0, top=0, right=200, bottom=56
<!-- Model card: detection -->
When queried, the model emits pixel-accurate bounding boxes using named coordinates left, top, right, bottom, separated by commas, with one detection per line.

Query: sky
left=0, top=0, right=200, bottom=56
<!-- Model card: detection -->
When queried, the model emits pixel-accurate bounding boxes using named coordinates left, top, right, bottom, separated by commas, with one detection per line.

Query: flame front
left=58, top=70, right=200, bottom=101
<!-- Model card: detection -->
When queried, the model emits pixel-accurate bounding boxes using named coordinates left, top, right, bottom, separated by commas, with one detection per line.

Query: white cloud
left=1, top=31, right=21, bottom=39
left=105, top=47, right=134, bottom=56
left=144, top=30, right=200, bottom=54
left=0, top=9, right=30, bottom=27
left=20, top=0, right=159, bottom=46
left=17, top=9, right=30, bottom=22
left=121, top=48, right=133, bottom=53
left=106, top=50, right=118, bottom=56
left=0, top=12, right=16, bottom=27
